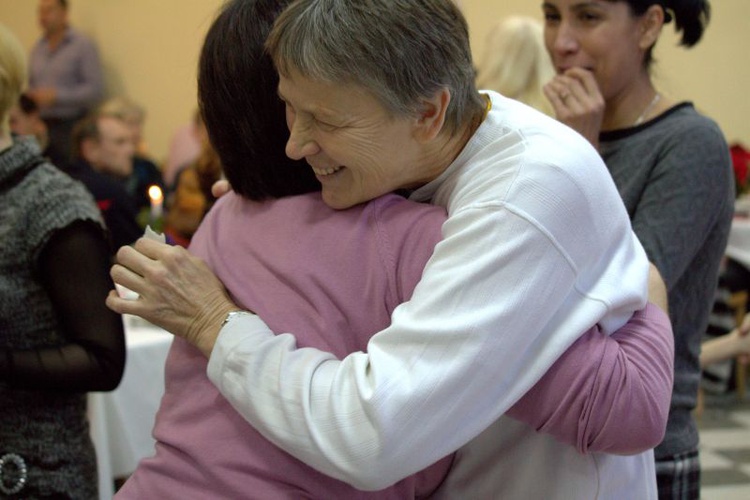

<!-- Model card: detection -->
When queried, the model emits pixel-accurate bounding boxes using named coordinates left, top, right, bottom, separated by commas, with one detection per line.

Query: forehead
left=98, top=117, right=130, bottom=138
left=278, top=69, right=386, bottom=117
left=543, top=0, right=614, bottom=10
left=39, top=0, right=63, bottom=12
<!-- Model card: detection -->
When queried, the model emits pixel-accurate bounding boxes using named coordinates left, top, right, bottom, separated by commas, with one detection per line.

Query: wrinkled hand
left=105, top=238, right=240, bottom=356
left=543, top=68, right=604, bottom=149
left=211, top=179, right=232, bottom=198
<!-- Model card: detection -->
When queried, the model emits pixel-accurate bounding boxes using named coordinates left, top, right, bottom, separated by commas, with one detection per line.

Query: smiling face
left=542, top=0, right=648, bottom=101
left=278, top=69, right=433, bottom=210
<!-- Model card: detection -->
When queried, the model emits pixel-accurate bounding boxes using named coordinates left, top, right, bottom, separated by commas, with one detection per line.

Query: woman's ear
left=414, top=87, right=451, bottom=143
left=638, top=4, right=665, bottom=51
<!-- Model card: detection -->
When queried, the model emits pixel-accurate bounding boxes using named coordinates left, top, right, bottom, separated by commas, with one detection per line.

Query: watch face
left=221, top=310, right=248, bottom=328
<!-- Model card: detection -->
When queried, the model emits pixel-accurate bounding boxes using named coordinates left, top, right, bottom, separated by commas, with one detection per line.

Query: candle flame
left=148, top=185, right=163, bottom=203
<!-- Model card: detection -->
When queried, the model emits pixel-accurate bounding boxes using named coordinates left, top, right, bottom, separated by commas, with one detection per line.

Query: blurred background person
left=542, top=1, right=733, bottom=497
left=8, top=93, right=53, bottom=160
left=99, top=96, right=154, bottom=161
left=0, top=22, right=124, bottom=498
left=475, top=15, right=554, bottom=116
left=163, top=137, right=222, bottom=247
left=68, top=113, right=141, bottom=250
left=28, top=0, right=104, bottom=169
left=98, top=97, right=165, bottom=215
left=162, top=109, right=207, bottom=190
left=701, top=313, right=750, bottom=369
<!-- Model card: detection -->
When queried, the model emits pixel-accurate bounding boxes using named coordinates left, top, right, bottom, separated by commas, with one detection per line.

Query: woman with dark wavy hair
left=542, top=1, right=733, bottom=497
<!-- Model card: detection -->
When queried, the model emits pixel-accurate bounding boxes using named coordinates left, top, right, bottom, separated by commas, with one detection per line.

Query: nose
left=550, top=21, right=578, bottom=57
left=285, top=117, right=320, bottom=160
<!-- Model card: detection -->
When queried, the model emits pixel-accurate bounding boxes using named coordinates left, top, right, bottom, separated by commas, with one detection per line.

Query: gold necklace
left=633, top=92, right=661, bottom=126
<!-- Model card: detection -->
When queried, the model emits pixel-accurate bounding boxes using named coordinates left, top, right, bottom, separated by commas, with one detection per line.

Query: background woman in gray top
left=542, top=1, right=733, bottom=498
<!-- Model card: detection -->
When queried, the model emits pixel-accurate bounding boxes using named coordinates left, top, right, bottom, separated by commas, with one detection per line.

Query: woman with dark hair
left=542, top=2, right=733, bottom=497
left=111, top=1, right=674, bottom=497
left=115, top=1, right=451, bottom=497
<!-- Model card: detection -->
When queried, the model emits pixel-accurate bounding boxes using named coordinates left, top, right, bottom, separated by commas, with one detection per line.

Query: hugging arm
left=108, top=218, right=671, bottom=490
left=507, top=301, right=673, bottom=454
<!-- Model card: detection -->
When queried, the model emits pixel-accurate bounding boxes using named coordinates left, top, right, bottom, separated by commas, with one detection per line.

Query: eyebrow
left=542, top=1, right=602, bottom=8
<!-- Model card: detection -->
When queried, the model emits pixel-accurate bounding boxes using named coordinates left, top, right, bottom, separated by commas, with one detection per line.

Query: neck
left=416, top=98, right=487, bottom=186
left=601, top=78, right=658, bottom=131
left=46, top=25, right=66, bottom=45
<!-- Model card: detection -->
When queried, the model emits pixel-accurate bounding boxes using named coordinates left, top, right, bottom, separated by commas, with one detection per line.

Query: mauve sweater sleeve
left=505, top=302, right=673, bottom=455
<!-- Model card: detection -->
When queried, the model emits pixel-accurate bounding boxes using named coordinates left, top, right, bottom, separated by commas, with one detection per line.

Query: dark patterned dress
left=0, top=138, right=107, bottom=499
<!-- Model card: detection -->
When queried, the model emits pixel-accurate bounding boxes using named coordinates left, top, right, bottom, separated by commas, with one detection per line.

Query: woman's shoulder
left=659, top=103, right=723, bottom=133
left=29, top=163, right=99, bottom=210
left=615, top=102, right=722, bottom=140
left=650, top=103, right=729, bottom=159
left=24, top=163, right=104, bottom=232
left=602, top=102, right=728, bottom=157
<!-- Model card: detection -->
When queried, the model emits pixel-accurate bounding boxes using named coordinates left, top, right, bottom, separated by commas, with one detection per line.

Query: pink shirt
left=118, top=190, right=672, bottom=498
left=118, top=192, right=453, bottom=499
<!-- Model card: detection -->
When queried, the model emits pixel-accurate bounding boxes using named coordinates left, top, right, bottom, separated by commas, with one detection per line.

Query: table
left=88, top=316, right=173, bottom=500
left=726, top=216, right=750, bottom=269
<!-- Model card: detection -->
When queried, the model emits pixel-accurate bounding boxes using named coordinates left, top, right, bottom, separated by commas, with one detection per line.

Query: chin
left=321, top=190, right=352, bottom=210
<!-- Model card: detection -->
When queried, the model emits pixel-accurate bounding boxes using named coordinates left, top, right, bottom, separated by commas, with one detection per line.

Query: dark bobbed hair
left=626, top=0, right=710, bottom=46
left=197, top=0, right=319, bottom=201
left=622, top=0, right=711, bottom=68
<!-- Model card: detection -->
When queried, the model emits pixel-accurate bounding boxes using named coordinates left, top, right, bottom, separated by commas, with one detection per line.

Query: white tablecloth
left=726, top=216, right=750, bottom=269
left=88, top=316, right=173, bottom=500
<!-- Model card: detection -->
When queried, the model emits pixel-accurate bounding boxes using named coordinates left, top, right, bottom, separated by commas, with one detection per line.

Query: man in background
left=68, top=114, right=140, bottom=251
left=28, top=0, right=104, bottom=169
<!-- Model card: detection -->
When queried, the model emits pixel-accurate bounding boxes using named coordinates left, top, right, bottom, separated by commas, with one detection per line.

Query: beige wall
left=2, top=0, right=748, bottom=163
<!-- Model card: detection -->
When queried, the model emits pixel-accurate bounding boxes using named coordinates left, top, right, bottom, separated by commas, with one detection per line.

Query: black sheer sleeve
left=0, top=220, right=126, bottom=391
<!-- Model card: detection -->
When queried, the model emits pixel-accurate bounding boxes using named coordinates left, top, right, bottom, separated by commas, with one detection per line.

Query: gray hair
left=265, top=0, right=484, bottom=134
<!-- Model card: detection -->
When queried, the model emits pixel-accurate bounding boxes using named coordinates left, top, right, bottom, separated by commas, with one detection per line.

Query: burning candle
left=148, top=185, right=164, bottom=220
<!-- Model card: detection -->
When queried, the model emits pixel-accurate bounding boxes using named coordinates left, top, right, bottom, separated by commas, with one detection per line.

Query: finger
left=106, top=289, right=141, bottom=315
left=110, top=263, right=148, bottom=295
left=569, top=68, right=601, bottom=98
left=132, top=237, right=175, bottom=260
left=211, top=179, right=231, bottom=198
left=741, top=312, right=750, bottom=332
left=543, top=80, right=572, bottom=112
left=546, top=77, right=569, bottom=99
left=115, top=244, right=157, bottom=278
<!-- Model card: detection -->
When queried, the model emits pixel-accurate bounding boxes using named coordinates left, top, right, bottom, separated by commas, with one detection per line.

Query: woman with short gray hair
left=109, top=1, right=673, bottom=497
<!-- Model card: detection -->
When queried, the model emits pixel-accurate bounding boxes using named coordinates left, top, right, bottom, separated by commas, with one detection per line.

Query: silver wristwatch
left=220, top=310, right=252, bottom=329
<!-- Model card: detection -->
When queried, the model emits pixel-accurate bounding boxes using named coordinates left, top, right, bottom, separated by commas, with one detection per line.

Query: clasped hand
left=543, top=67, right=605, bottom=149
left=105, top=238, right=239, bottom=357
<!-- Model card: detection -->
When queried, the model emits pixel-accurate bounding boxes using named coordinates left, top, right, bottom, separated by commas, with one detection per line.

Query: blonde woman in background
left=475, top=16, right=554, bottom=116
